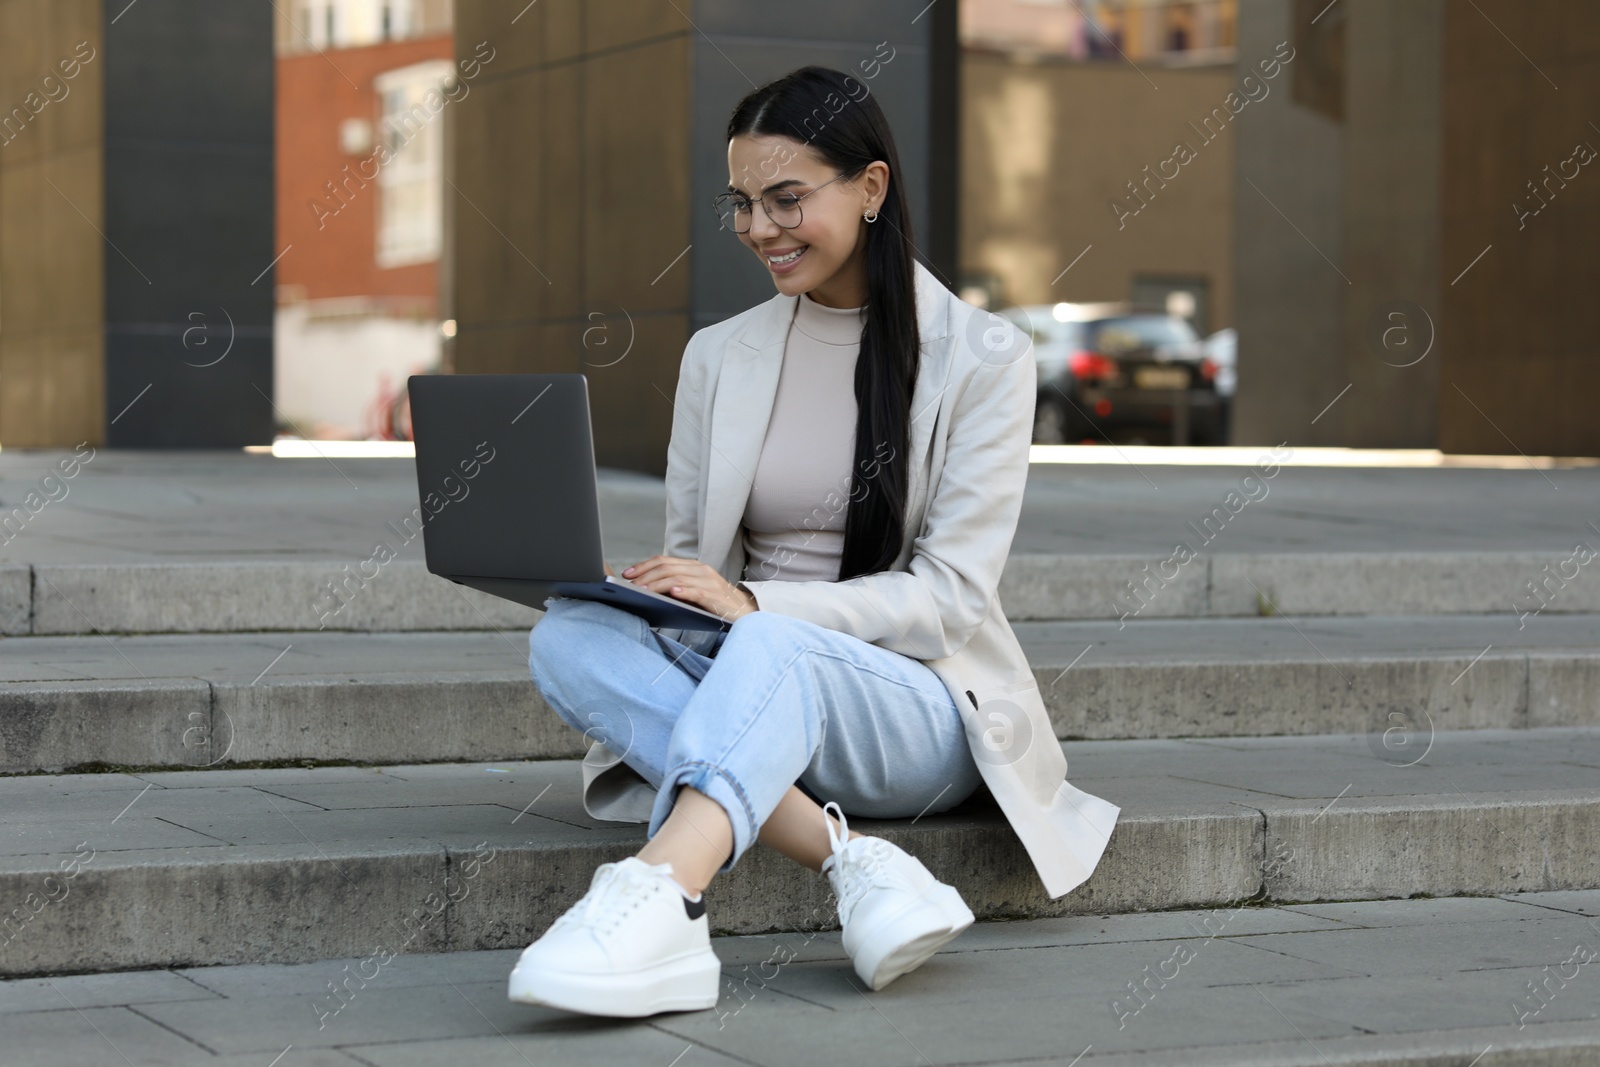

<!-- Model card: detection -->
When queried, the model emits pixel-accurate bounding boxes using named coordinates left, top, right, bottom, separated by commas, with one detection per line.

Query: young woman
left=509, top=65, right=1118, bottom=1019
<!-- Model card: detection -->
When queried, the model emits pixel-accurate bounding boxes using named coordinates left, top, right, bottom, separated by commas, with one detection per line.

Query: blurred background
left=0, top=0, right=1595, bottom=463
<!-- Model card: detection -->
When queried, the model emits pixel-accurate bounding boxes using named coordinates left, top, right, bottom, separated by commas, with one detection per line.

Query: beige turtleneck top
left=740, top=290, right=865, bottom=584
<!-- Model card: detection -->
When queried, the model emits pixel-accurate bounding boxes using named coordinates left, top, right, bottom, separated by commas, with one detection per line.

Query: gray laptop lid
left=408, top=373, right=602, bottom=583
left=407, top=373, right=731, bottom=631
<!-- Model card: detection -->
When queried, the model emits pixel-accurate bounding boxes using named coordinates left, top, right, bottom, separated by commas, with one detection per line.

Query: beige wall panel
left=544, top=0, right=584, bottom=65
left=34, top=146, right=104, bottom=337
left=582, top=37, right=691, bottom=317
left=543, top=61, right=583, bottom=321
left=461, top=321, right=547, bottom=375
left=454, top=0, right=539, bottom=73
left=453, top=0, right=691, bottom=476
left=584, top=0, right=690, bottom=56
left=451, top=71, right=547, bottom=329
left=960, top=53, right=1236, bottom=328
left=0, top=0, right=104, bottom=446
left=1437, top=0, right=1600, bottom=456
left=0, top=0, right=43, bottom=169
left=1229, top=0, right=1344, bottom=446
left=585, top=312, right=685, bottom=479
left=1338, top=0, right=1441, bottom=448
left=0, top=330, right=101, bottom=447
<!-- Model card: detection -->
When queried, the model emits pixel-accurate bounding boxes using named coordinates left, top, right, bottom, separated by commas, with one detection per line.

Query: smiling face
left=725, top=133, right=888, bottom=309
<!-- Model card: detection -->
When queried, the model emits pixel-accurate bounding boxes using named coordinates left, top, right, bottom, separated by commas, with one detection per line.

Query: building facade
left=272, top=0, right=457, bottom=439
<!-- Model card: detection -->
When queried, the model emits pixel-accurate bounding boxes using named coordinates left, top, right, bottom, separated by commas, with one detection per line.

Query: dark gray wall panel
left=103, top=336, right=273, bottom=447
left=101, top=0, right=275, bottom=447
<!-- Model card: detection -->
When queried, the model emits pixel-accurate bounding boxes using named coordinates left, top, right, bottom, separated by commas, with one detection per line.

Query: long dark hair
left=726, top=65, right=919, bottom=582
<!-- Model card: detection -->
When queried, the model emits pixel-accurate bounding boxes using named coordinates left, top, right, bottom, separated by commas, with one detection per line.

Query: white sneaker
left=507, top=855, right=722, bottom=1016
left=820, top=801, right=975, bottom=991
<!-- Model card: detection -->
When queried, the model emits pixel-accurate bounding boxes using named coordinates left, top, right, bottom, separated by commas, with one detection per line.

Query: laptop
left=407, top=373, right=733, bottom=632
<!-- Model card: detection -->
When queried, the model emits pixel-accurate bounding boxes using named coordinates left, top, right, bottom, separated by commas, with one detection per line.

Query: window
left=373, top=60, right=454, bottom=268
left=1086, top=316, right=1201, bottom=357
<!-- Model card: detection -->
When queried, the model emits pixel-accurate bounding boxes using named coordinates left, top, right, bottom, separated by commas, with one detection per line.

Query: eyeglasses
left=712, top=168, right=861, bottom=234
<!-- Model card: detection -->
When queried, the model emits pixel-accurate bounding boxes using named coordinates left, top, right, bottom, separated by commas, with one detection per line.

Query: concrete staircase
left=3, top=546, right=1598, bottom=980
left=2, top=453, right=1597, bottom=1065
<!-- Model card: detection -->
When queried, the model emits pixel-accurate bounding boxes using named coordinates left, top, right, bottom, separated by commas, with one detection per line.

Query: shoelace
left=550, top=858, right=678, bottom=939
left=823, top=801, right=895, bottom=919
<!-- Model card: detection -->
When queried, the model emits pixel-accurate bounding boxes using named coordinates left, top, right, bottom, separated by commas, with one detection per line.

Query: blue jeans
left=526, top=596, right=984, bottom=874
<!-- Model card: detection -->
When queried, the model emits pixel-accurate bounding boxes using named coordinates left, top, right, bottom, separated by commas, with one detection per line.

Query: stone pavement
left=3, top=448, right=1598, bottom=565
left=2, top=890, right=1597, bottom=1066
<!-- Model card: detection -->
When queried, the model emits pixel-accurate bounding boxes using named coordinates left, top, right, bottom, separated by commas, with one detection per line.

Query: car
left=996, top=301, right=1128, bottom=443
left=1032, top=311, right=1225, bottom=446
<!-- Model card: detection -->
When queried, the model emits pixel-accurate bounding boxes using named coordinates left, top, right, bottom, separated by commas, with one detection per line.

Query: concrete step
left=3, top=614, right=1598, bottom=773
left=4, top=892, right=1598, bottom=1064
left=9, top=547, right=1600, bottom=636
left=1, top=727, right=1596, bottom=976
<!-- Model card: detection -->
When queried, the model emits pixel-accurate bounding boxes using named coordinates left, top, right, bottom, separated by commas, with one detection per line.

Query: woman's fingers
left=621, top=554, right=660, bottom=580
left=628, top=558, right=716, bottom=599
left=661, top=574, right=712, bottom=606
left=644, top=565, right=698, bottom=594
left=624, top=555, right=690, bottom=583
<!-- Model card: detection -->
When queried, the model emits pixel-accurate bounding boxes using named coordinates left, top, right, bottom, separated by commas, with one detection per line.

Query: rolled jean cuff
left=647, top=759, right=758, bottom=873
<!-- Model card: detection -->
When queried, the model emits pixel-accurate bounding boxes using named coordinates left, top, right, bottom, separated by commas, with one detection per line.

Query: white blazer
left=577, top=257, right=1120, bottom=899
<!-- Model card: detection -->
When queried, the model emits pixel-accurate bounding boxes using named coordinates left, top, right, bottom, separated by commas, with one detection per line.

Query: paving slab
left=0, top=892, right=1593, bottom=1066
left=5, top=451, right=1597, bottom=564
left=139, top=978, right=536, bottom=1056
left=0, top=730, right=1597, bottom=977
left=1280, top=894, right=1577, bottom=928
left=0, top=968, right=219, bottom=1015
left=1500, top=890, right=1600, bottom=920
left=0, top=1003, right=217, bottom=1064
left=0, top=452, right=669, bottom=567
left=1223, top=916, right=1600, bottom=978
left=1075, top=1023, right=1600, bottom=1067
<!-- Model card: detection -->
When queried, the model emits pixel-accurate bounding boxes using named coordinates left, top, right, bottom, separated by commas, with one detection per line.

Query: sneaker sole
left=507, top=947, right=722, bottom=1017
left=855, top=882, right=975, bottom=992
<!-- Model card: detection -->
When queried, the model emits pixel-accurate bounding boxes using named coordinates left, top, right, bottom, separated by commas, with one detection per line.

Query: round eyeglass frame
left=712, top=166, right=865, bottom=234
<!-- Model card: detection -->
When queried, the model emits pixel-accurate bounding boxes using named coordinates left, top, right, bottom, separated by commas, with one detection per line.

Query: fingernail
left=624, top=567, right=634, bottom=575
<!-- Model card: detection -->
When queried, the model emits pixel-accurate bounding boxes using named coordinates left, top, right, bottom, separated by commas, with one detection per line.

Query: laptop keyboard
left=604, top=574, right=721, bottom=617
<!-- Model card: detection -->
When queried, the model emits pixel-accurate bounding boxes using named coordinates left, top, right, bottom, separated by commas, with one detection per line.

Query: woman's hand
left=622, top=555, right=758, bottom=623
